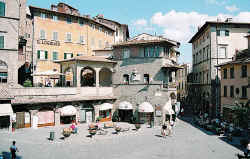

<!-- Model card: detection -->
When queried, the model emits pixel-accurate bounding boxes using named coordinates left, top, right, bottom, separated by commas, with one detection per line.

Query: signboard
left=37, top=39, right=60, bottom=46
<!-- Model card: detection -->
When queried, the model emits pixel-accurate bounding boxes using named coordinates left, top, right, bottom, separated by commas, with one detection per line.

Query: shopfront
left=118, top=101, right=133, bottom=122
left=99, top=103, right=112, bottom=122
left=60, top=105, right=77, bottom=124
left=0, top=104, right=13, bottom=130
left=138, top=102, right=154, bottom=124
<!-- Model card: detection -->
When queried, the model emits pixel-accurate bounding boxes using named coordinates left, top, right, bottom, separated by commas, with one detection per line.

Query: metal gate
left=16, top=112, right=25, bottom=129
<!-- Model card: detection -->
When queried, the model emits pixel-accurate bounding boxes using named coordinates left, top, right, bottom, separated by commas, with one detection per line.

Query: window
left=37, top=50, right=48, bottom=60
left=90, top=23, right=95, bottom=29
left=0, top=1, right=5, bottom=16
left=144, top=74, right=149, bottom=84
left=66, top=33, right=72, bottom=42
left=116, top=28, right=118, bottom=36
left=52, top=32, right=58, bottom=41
left=223, top=68, right=227, bottom=79
left=79, top=35, right=84, bottom=44
left=123, top=74, right=129, bottom=84
left=0, top=36, right=4, bottom=49
left=40, top=13, right=46, bottom=19
left=79, top=19, right=84, bottom=26
left=163, top=47, right=170, bottom=57
left=230, top=85, right=234, bottom=97
left=105, top=31, right=108, bottom=36
left=216, top=30, right=220, bottom=36
left=241, top=65, right=247, bottom=78
left=242, top=86, right=247, bottom=98
left=225, top=30, right=229, bottom=36
left=64, top=53, right=73, bottom=59
left=66, top=17, right=72, bottom=24
left=230, top=67, right=234, bottom=79
left=99, top=27, right=102, bottom=32
left=40, top=30, right=46, bottom=39
left=219, top=47, right=227, bottom=58
left=0, top=72, right=7, bottom=83
left=52, top=52, right=58, bottom=61
left=123, top=49, right=130, bottom=59
left=224, top=86, right=227, bottom=97
left=52, top=15, right=58, bottom=21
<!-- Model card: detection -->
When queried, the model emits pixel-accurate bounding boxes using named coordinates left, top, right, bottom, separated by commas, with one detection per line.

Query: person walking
left=10, top=141, right=19, bottom=159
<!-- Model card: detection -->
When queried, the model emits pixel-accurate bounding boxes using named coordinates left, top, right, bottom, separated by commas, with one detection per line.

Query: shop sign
left=37, top=39, right=60, bottom=46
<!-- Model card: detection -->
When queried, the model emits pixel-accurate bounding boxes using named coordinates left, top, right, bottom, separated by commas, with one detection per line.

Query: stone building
left=176, top=63, right=191, bottom=104
left=188, top=19, right=250, bottom=117
left=112, top=33, right=181, bottom=125
left=0, top=0, right=21, bottom=130
left=94, top=14, right=129, bottom=44
left=28, top=3, right=116, bottom=86
left=216, top=35, right=250, bottom=124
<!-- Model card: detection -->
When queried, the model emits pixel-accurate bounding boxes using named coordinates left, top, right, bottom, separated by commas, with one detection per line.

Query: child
left=10, top=141, right=19, bottom=159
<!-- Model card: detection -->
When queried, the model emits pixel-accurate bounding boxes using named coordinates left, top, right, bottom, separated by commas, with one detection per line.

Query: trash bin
left=49, top=131, right=55, bottom=141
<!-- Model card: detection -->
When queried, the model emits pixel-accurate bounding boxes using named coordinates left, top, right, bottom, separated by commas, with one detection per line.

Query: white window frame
left=123, top=49, right=130, bottom=59
left=219, top=45, right=227, bottom=58
left=66, top=33, right=72, bottom=42
left=52, top=51, right=58, bottom=61
left=40, top=12, right=46, bottom=19
left=52, top=15, right=58, bottom=21
left=52, top=31, right=58, bottom=41
left=40, top=29, right=46, bottom=39
left=79, top=35, right=84, bottom=44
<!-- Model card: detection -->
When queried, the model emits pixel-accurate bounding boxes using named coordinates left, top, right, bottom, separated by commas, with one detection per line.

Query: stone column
left=95, top=68, right=101, bottom=87
left=172, top=71, right=176, bottom=82
left=54, top=108, right=61, bottom=126
left=77, top=66, right=81, bottom=87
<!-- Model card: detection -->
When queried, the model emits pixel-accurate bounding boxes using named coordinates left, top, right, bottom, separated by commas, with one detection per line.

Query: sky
left=27, top=0, right=250, bottom=64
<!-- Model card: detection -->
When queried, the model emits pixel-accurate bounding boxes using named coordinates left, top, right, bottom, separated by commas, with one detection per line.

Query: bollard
left=49, top=131, right=55, bottom=141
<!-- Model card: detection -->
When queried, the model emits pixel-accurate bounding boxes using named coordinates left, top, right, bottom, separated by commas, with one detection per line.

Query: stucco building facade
left=189, top=20, right=250, bottom=117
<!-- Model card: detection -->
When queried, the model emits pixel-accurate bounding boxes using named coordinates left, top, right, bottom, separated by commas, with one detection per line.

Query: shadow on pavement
left=1, top=151, right=22, bottom=159
left=179, top=116, right=246, bottom=152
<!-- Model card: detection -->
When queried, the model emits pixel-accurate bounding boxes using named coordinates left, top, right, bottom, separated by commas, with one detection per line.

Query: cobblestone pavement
left=0, top=119, right=241, bottom=159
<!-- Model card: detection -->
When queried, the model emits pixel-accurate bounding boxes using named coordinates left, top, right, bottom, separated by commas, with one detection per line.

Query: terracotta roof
left=189, top=21, right=250, bottom=43
left=54, top=56, right=117, bottom=63
left=12, top=95, right=117, bottom=105
left=29, top=6, right=115, bottom=31
left=113, top=39, right=177, bottom=47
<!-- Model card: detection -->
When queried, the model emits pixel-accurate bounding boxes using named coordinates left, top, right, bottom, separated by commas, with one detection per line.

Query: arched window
left=99, top=67, right=112, bottom=87
left=0, top=60, right=8, bottom=83
left=81, top=67, right=96, bottom=87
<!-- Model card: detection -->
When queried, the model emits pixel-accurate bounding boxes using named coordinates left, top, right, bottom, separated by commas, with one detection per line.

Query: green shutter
left=0, top=2, right=5, bottom=16
left=64, top=53, right=67, bottom=59
left=37, top=50, right=40, bottom=59
left=0, top=36, right=4, bottom=48
left=53, top=52, right=57, bottom=60
left=71, top=54, right=73, bottom=58
left=45, top=51, right=48, bottom=59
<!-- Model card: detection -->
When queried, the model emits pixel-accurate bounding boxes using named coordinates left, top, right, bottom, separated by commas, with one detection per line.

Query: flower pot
left=135, top=124, right=141, bottom=130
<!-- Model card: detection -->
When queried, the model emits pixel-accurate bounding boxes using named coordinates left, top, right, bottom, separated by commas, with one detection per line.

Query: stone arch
left=80, top=66, right=96, bottom=87
left=99, top=67, right=112, bottom=87
left=0, top=60, right=8, bottom=83
left=64, top=67, right=73, bottom=87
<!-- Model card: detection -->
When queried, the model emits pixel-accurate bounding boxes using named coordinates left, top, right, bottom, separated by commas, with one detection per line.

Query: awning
left=99, top=103, right=113, bottom=111
left=139, top=102, right=154, bottom=113
left=60, top=105, right=77, bottom=116
left=164, top=100, right=175, bottom=115
left=119, top=101, right=133, bottom=110
left=0, top=104, right=13, bottom=116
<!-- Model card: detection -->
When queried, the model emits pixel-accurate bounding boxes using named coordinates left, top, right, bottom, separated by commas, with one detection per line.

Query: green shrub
left=23, top=79, right=32, bottom=87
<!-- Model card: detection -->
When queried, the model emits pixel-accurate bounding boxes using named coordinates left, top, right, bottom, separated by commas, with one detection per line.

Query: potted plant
left=115, top=126, right=121, bottom=134
left=134, top=123, right=141, bottom=130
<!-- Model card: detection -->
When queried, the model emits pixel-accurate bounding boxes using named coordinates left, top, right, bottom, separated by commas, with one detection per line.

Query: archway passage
left=99, top=67, right=112, bottom=87
left=81, top=67, right=96, bottom=87
left=18, top=62, right=32, bottom=85
left=0, top=60, right=8, bottom=83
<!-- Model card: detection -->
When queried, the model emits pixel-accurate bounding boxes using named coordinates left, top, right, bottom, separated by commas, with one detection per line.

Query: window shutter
left=64, top=53, right=66, bottom=59
left=71, top=54, right=73, bottom=58
left=45, top=51, right=48, bottom=59
left=0, top=2, right=5, bottom=16
left=0, top=36, right=4, bottom=48
left=37, top=50, right=40, bottom=59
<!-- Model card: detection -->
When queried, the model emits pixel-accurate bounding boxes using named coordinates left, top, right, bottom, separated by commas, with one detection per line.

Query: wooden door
left=16, top=112, right=25, bottom=129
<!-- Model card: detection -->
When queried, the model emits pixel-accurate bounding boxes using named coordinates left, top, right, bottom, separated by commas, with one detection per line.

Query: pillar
left=95, top=68, right=101, bottom=87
